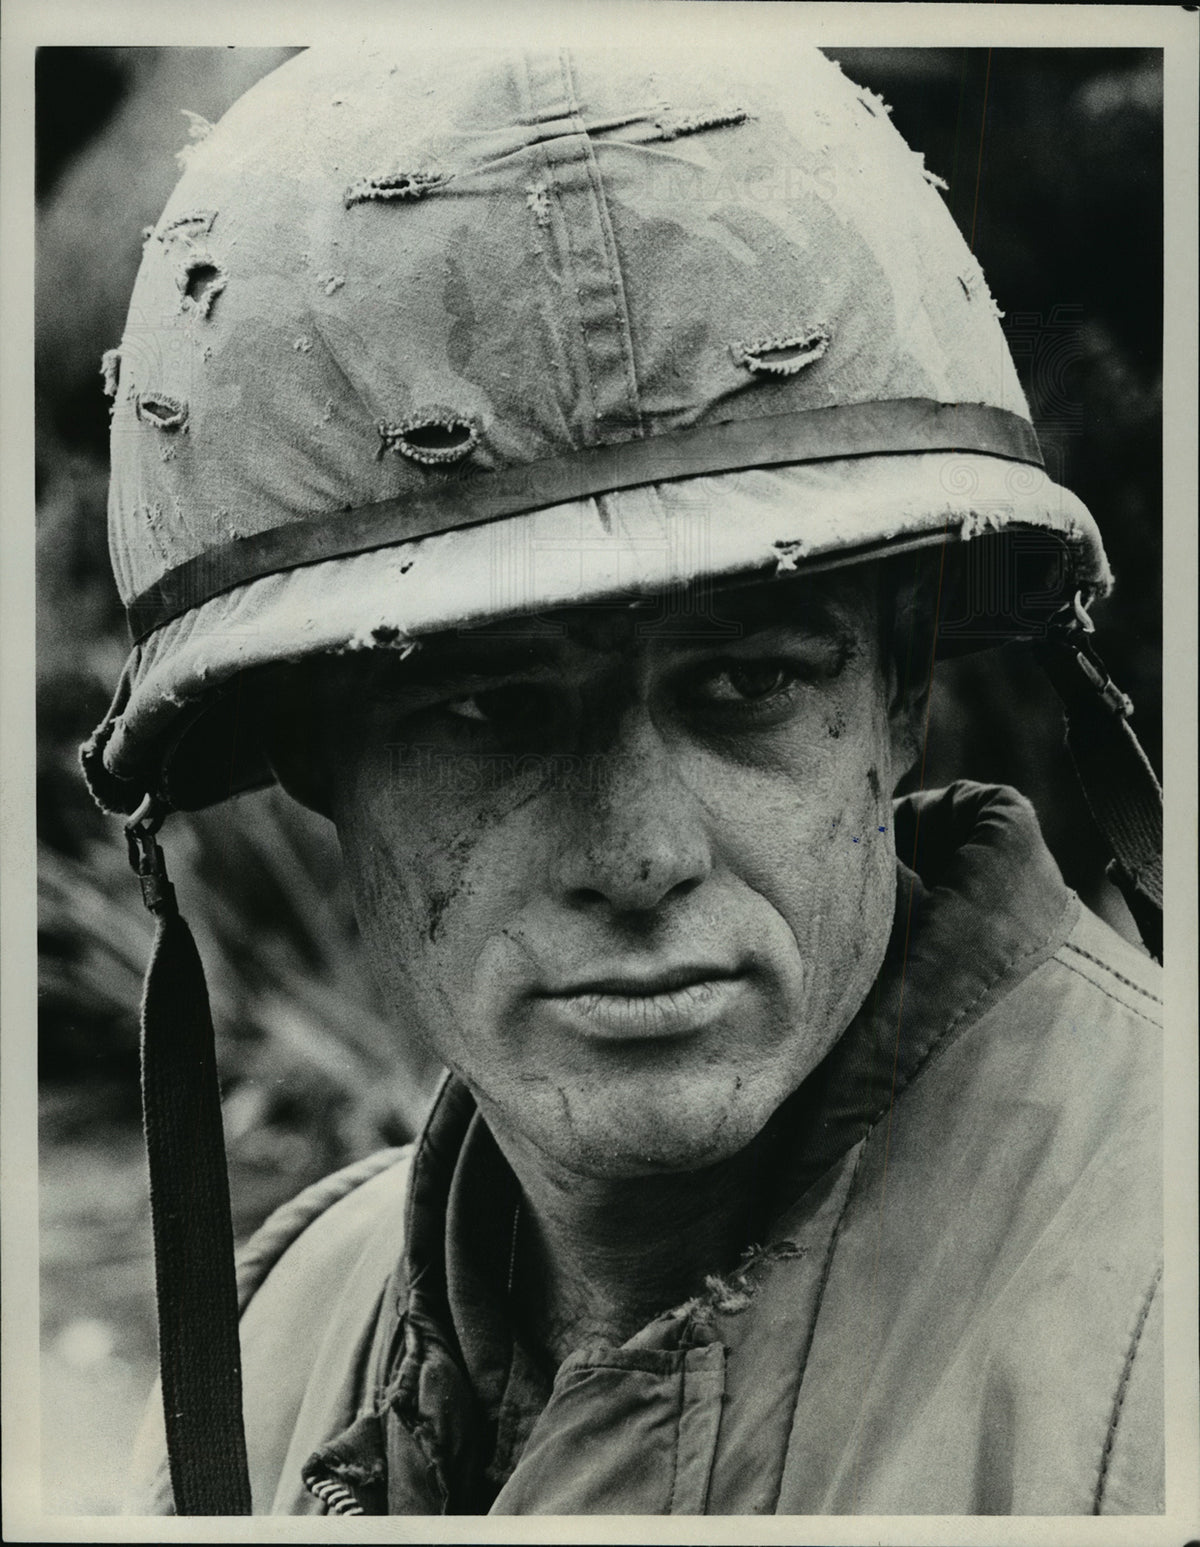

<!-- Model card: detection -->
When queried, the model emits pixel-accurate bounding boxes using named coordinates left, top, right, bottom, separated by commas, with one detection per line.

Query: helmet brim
left=83, top=450, right=1109, bottom=813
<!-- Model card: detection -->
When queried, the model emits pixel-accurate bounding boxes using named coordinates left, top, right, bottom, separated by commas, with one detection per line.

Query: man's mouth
left=535, top=965, right=746, bottom=1040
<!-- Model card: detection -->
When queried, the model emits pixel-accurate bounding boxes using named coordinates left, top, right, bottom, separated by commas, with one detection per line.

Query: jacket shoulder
left=128, top=1146, right=412, bottom=1515
left=236, top=1145, right=411, bottom=1310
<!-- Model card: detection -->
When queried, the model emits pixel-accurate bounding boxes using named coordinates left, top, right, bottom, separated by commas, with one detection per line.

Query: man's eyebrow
left=373, top=638, right=564, bottom=689
left=730, top=604, right=851, bottom=639
left=658, top=590, right=862, bottom=648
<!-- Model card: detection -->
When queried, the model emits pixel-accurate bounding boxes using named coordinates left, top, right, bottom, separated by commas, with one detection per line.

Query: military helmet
left=82, top=42, right=1111, bottom=817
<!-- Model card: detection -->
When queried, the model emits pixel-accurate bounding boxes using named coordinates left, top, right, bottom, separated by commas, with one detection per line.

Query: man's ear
left=886, top=659, right=931, bottom=786
left=254, top=669, right=336, bottom=820
left=264, top=735, right=335, bottom=820
left=883, top=569, right=937, bottom=788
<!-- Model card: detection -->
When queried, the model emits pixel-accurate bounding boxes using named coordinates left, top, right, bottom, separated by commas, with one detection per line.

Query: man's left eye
left=445, top=694, right=488, bottom=722
left=442, top=685, right=553, bottom=727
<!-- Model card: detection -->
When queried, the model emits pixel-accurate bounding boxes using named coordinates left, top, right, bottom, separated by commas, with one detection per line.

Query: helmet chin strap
left=125, top=795, right=252, bottom=1515
left=1035, top=593, right=1164, bottom=964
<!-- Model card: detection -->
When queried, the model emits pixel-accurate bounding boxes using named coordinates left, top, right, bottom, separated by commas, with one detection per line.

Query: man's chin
left=518, top=1069, right=788, bottom=1182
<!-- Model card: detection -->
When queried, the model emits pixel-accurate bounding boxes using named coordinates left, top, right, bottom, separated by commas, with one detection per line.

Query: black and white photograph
left=3, top=2, right=1197, bottom=1540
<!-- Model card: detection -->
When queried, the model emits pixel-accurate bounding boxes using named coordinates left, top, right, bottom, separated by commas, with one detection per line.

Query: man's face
left=310, top=571, right=908, bottom=1182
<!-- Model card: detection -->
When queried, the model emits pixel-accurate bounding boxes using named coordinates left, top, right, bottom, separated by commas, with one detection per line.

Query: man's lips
left=532, top=964, right=747, bottom=1040
left=541, top=963, right=743, bottom=998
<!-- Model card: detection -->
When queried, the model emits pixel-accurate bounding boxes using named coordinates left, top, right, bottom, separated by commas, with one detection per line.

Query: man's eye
left=445, top=694, right=488, bottom=722
left=441, top=685, right=554, bottom=727
left=697, top=662, right=795, bottom=704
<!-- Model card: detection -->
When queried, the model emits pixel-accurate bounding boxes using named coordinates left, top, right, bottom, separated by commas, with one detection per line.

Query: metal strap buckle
left=1047, top=590, right=1135, bottom=719
left=125, top=795, right=176, bottom=915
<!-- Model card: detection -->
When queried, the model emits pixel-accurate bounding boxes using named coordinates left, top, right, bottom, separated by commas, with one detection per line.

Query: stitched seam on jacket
left=1055, top=956, right=1162, bottom=1030
left=767, top=1138, right=870, bottom=1513
left=1061, top=941, right=1162, bottom=1004
left=694, top=1350, right=724, bottom=1513
left=666, top=1360, right=686, bottom=1515
left=1092, top=1262, right=1163, bottom=1514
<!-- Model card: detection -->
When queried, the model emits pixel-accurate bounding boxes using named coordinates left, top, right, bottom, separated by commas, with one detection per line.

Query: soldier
left=82, top=42, right=1164, bottom=1516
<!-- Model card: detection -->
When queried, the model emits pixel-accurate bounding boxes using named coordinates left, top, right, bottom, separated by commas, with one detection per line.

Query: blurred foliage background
left=35, top=46, right=1161, bottom=1511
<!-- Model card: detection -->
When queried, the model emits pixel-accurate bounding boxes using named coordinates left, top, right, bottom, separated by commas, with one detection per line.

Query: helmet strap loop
left=126, top=799, right=253, bottom=1514
left=1035, top=596, right=1163, bottom=962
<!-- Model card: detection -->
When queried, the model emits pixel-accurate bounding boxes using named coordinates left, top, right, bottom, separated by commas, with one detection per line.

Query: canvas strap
left=126, top=800, right=252, bottom=1515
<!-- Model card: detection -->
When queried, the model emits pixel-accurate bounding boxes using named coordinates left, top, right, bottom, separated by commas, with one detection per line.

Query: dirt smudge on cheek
left=424, top=829, right=478, bottom=943
left=426, top=885, right=452, bottom=943
left=420, top=761, right=550, bottom=942
left=487, top=777, right=544, bottom=824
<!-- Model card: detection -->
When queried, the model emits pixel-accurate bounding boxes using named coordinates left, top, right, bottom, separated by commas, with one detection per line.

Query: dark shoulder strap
left=128, top=797, right=409, bottom=1516
left=131, top=808, right=252, bottom=1516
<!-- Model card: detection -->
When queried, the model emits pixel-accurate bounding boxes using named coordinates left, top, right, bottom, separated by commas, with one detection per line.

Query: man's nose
left=553, top=710, right=713, bottom=915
